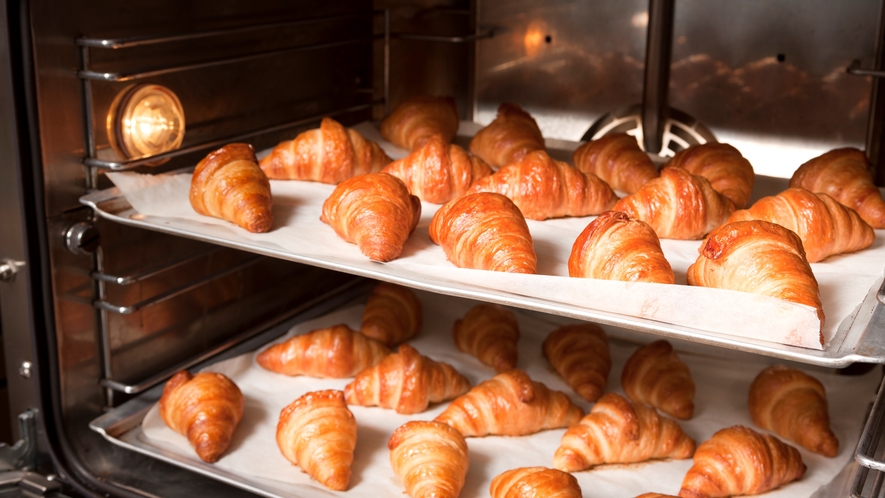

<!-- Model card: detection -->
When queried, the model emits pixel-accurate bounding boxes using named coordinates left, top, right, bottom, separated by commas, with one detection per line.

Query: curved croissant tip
left=552, top=449, right=586, bottom=473
left=320, top=470, right=351, bottom=491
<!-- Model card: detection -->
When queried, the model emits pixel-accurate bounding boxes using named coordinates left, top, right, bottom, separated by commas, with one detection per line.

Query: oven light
left=107, top=83, right=185, bottom=161
left=524, top=20, right=548, bottom=57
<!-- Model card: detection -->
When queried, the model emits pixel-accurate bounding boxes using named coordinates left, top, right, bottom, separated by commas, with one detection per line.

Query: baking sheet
left=80, top=121, right=885, bottom=364
left=109, top=290, right=881, bottom=498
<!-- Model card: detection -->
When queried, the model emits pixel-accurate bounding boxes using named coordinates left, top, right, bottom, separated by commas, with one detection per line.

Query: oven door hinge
left=0, top=409, right=38, bottom=471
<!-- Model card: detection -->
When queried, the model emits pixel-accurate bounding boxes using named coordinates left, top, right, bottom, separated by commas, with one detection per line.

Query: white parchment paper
left=103, top=121, right=885, bottom=350
left=141, top=290, right=881, bottom=498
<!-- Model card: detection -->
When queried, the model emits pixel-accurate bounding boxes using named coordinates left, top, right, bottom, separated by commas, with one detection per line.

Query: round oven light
left=107, top=83, right=185, bottom=161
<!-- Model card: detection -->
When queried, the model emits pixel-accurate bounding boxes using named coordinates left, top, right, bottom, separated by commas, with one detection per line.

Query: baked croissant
left=542, top=323, right=611, bottom=402
left=789, top=147, right=885, bottom=228
left=429, top=192, right=537, bottom=273
left=259, top=117, right=391, bottom=183
left=276, top=390, right=357, bottom=491
left=489, top=467, right=582, bottom=498
left=470, top=102, right=545, bottom=169
left=382, top=134, right=493, bottom=204
left=553, top=393, right=695, bottom=472
left=568, top=210, right=675, bottom=284
left=621, top=340, right=695, bottom=420
left=320, top=172, right=422, bottom=262
left=159, top=370, right=245, bottom=463
left=664, top=143, right=755, bottom=208
left=636, top=494, right=680, bottom=498
left=190, top=143, right=273, bottom=233
left=727, top=187, right=874, bottom=263
left=748, top=365, right=838, bottom=457
left=380, top=95, right=460, bottom=150
left=467, top=150, right=618, bottom=220
left=434, top=368, right=584, bottom=437
left=686, top=220, right=825, bottom=345
left=388, top=420, right=469, bottom=498
left=452, top=303, right=520, bottom=372
left=360, top=282, right=422, bottom=347
left=572, top=133, right=659, bottom=194
left=612, top=166, right=735, bottom=239
left=256, top=324, right=390, bottom=378
left=344, top=343, right=470, bottom=414
left=679, top=425, right=806, bottom=498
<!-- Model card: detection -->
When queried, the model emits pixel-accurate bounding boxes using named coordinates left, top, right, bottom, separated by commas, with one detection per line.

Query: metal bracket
left=0, top=410, right=38, bottom=471
left=0, top=259, right=25, bottom=283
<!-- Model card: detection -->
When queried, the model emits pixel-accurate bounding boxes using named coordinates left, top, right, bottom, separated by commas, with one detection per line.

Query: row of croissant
left=157, top=282, right=836, bottom=498
left=187, top=96, right=885, bottom=339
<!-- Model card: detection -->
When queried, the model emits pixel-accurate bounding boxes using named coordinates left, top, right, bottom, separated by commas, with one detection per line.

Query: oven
left=1, top=0, right=885, bottom=497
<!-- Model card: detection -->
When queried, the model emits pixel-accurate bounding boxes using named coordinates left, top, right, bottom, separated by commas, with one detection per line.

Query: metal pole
left=641, top=0, right=675, bottom=154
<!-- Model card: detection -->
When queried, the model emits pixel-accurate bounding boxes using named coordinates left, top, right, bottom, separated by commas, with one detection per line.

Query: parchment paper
left=141, top=290, right=882, bottom=497
left=103, top=121, right=885, bottom=350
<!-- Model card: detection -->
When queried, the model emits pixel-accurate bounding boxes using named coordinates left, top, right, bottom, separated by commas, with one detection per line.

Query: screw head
left=18, top=361, right=32, bottom=379
left=64, top=222, right=100, bottom=255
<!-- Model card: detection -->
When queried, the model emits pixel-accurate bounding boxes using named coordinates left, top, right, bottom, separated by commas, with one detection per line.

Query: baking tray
left=79, top=123, right=885, bottom=367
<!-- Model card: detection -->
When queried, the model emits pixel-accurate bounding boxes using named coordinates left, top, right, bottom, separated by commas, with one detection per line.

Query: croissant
left=748, top=365, right=838, bottom=457
left=568, top=210, right=675, bottom=284
left=320, top=172, right=422, bottom=262
left=434, top=368, right=584, bottom=437
left=189, top=143, right=273, bottom=233
left=382, top=134, right=493, bottom=204
left=679, top=425, right=806, bottom=498
left=664, top=143, right=755, bottom=208
left=344, top=343, right=470, bottom=414
left=259, top=117, right=391, bottom=183
left=256, top=324, right=390, bottom=378
left=360, top=282, right=423, bottom=346
left=452, top=303, right=520, bottom=372
left=159, top=370, right=245, bottom=463
left=469, top=102, right=545, bottom=169
left=388, top=420, right=469, bottom=498
left=621, top=340, right=695, bottom=420
left=612, top=166, right=735, bottom=239
left=572, top=133, right=659, bottom=194
left=789, top=147, right=885, bottom=228
left=380, top=95, right=460, bottom=150
left=635, top=495, right=680, bottom=498
left=276, top=390, right=357, bottom=491
left=686, top=220, right=825, bottom=345
left=728, top=187, right=874, bottom=263
left=553, top=393, right=695, bottom=472
left=429, top=192, right=537, bottom=273
left=542, top=323, right=611, bottom=402
left=466, top=150, right=618, bottom=220
left=489, top=467, right=582, bottom=498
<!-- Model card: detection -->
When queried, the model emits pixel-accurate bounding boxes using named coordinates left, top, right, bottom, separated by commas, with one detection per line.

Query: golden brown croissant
left=159, top=370, right=245, bottom=463
left=256, top=324, right=390, bottom=378
left=467, top=150, right=618, bottom=220
left=388, top=420, right=469, bottom=498
left=572, top=133, right=659, bottom=194
left=276, top=390, right=356, bottom=491
left=434, top=368, right=584, bottom=437
left=728, top=187, right=874, bottom=263
left=360, top=282, right=422, bottom=346
left=382, top=134, right=493, bottom=204
left=679, top=425, right=806, bottom=498
left=621, top=340, right=695, bottom=420
left=568, top=210, right=675, bottom=284
left=542, top=323, right=611, bottom=402
left=612, top=166, right=735, bottom=239
left=686, top=220, right=825, bottom=345
left=344, top=343, right=470, bottom=414
left=789, top=147, right=885, bottom=228
left=380, top=95, right=460, bottom=150
left=748, top=365, right=838, bottom=457
left=429, top=192, right=537, bottom=273
left=665, top=143, right=755, bottom=208
left=553, top=392, right=695, bottom=472
left=452, top=303, right=520, bottom=372
left=635, top=494, right=680, bottom=498
left=469, top=102, right=545, bottom=169
left=489, top=467, right=582, bottom=498
left=320, top=172, right=422, bottom=262
left=190, top=143, right=273, bottom=233
left=259, top=117, right=391, bottom=183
